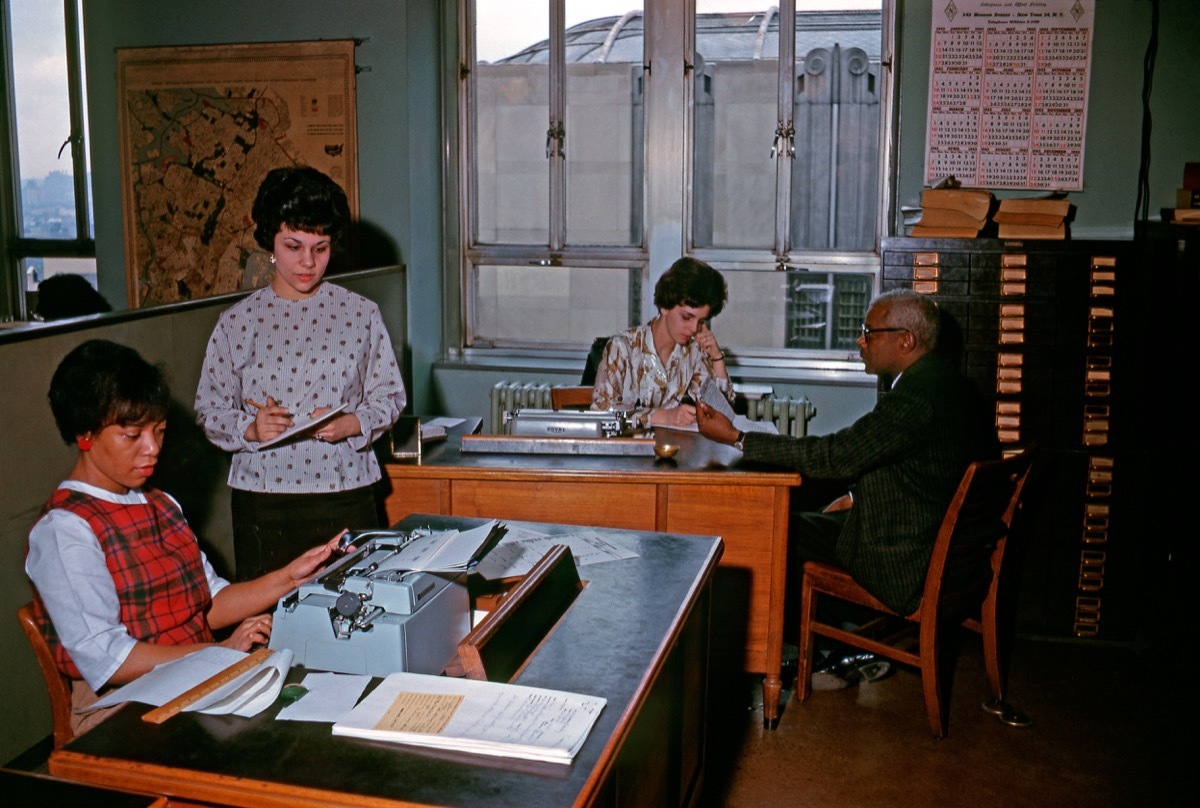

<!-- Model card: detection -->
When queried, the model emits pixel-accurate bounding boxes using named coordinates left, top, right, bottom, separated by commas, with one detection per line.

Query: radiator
left=490, top=382, right=816, bottom=438
left=489, top=382, right=555, bottom=432
left=742, top=395, right=817, bottom=437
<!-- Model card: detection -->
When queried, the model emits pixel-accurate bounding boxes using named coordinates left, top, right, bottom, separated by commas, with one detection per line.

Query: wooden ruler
left=142, top=647, right=275, bottom=725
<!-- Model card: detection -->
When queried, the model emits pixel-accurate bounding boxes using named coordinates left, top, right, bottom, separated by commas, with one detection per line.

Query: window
left=1, top=0, right=95, bottom=321
left=459, top=1, right=892, bottom=359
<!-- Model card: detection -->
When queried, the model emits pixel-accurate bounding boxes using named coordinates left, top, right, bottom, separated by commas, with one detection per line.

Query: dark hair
left=653, top=257, right=728, bottom=318
left=35, top=274, right=111, bottom=321
left=251, top=166, right=351, bottom=252
left=48, top=340, right=171, bottom=445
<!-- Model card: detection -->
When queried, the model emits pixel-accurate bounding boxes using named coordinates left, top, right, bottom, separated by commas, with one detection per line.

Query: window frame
left=455, top=0, right=896, bottom=364
left=0, top=0, right=95, bottom=322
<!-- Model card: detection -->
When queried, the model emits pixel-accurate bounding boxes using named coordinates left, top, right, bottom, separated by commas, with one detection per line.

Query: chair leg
left=979, top=596, right=1006, bottom=704
left=795, top=581, right=817, bottom=702
left=920, top=628, right=949, bottom=739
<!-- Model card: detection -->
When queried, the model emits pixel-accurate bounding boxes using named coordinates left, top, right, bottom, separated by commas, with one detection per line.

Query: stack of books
left=1163, top=162, right=1200, bottom=224
left=993, top=197, right=1072, bottom=239
left=910, top=188, right=994, bottom=238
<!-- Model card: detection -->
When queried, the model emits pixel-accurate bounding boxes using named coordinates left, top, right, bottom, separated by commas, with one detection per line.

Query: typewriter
left=269, top=529, right=471, bottom=677
left=503, top=408, right=634, bottom=438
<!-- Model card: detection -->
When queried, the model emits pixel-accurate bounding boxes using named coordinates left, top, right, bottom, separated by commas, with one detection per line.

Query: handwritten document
left=333, top=672, right=606, bottom=764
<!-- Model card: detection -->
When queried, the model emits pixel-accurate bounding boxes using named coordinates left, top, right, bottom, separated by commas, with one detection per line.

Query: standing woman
left=195, top=166, right=405, bottom=580
left=592, top=257, right=735, bottom=429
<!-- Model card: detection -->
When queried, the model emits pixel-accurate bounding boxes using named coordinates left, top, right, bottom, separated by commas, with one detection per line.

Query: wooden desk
left=50, top=514, right=721, bottom=808
left=381, top=425, right=800, bottom=727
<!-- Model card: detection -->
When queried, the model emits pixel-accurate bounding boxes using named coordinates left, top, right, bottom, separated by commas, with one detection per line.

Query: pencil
left=247, top=399, right=266, bottom=410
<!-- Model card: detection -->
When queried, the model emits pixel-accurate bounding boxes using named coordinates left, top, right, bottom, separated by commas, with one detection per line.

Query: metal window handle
left=545, top=123, right=565, bottom=159
left=769, top=122, right=795, bottom=159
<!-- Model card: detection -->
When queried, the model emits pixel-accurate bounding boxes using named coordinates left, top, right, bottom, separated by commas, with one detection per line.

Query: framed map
left=116, top=40, right=358, bottom=307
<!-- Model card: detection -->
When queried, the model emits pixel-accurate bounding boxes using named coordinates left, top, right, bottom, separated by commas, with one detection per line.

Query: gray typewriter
left=503, top=408, right=633, bottom=438
left=269, top=528, right=472, bottom=677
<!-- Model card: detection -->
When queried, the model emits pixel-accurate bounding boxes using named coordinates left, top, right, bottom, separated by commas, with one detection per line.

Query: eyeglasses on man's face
left=859, top=323, right=908, bottom=340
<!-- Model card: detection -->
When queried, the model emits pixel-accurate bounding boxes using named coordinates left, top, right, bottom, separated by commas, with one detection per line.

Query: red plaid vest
left=29, top=487, right=214, bottom=680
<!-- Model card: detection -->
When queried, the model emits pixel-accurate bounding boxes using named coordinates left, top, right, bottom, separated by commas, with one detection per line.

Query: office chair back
left=550, top=386, right=595, bottom=410
left=18, top=601, right=75, bottom=748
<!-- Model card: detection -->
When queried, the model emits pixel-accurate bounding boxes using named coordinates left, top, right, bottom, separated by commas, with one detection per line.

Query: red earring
left=78, top=436, right=93, bottom=451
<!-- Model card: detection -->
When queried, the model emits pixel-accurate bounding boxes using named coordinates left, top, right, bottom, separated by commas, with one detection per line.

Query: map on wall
left=924, top=0, right=1095, bottom=191
left=116, top=41, right=358, bottom=307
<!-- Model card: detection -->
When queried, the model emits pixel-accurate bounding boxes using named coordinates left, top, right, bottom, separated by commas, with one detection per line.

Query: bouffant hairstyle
left=251, top=166, right=351, bottom=252
left=653, top=257, right=728, bottom=318
left=48, top=340, right=171, bottom=445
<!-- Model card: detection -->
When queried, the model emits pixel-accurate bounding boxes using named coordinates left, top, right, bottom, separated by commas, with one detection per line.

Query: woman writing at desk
left=592, top=257, right=735, bottom=429
left=195, top=166, right=405, bottom=580
left=26, top=340, right=347, bottom=736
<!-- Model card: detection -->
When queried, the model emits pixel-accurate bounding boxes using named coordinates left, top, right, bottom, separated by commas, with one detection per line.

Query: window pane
left=473, top=264, right=640, bottom=344
left=474, top=1, right=550, bottom=244
left=9, top=1, right=78, bottom=239
left=692, top=3, right=882, bottom=252
left=717, top=267, right=872, bottom=352
left=563, top=3, right=643, bottom=247
left=790, top=6, right=882, bottom=250
left=692, top=6, right=780, bottom=250
left=24, top=257, right=104, bottom=320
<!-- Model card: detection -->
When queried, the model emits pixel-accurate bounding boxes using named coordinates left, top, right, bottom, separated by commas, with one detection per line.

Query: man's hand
left=696, top=401, right=740, bottom=445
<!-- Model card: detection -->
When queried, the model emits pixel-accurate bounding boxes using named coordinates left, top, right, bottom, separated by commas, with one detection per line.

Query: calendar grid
left=924, top=0, right=1094, bottom=191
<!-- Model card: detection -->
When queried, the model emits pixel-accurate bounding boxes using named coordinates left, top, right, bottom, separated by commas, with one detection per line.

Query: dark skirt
left=230, top=486, right=380, bottom=581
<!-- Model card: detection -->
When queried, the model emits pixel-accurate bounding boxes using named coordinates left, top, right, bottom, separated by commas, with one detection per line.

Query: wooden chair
left=549, top=386, right=595, bottom=411
left=795, top=446, right=1036, bottom=738
left=18, top=601, right=74, bottom=748
left=458, top=544, right=584, bottom=683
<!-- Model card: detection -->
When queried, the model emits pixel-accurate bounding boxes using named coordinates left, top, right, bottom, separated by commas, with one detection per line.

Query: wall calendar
left=924, top=0, right=1095, bottom=191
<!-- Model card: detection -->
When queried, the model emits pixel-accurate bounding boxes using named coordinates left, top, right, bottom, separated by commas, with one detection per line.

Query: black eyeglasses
left=859, top=324, right=908, bottom=339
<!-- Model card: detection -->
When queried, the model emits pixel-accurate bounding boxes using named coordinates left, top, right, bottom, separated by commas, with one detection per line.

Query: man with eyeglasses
left=698, top=288, right=997, bottom=689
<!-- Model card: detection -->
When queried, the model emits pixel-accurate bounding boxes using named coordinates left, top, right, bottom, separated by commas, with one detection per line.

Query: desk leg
left=761, top=487, right=790, bottom=730
left=762, top=675, right=782, bottom=730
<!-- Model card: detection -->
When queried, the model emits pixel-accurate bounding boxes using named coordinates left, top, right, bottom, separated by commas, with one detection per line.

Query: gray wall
left=2, top=0, right=1198, bottom=763
left=82, top=0, right=443, bottom=415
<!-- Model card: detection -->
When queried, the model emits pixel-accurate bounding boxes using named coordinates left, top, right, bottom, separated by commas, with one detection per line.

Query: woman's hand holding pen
left=244, top=396, right=294, bottom=443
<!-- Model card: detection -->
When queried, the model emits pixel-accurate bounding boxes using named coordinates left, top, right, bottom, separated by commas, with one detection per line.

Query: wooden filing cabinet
left=881, top=236, right=1144, bottom=643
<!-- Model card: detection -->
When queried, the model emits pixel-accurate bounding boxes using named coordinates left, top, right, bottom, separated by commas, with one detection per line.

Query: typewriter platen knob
left=335, top=591, right=361, bottom=618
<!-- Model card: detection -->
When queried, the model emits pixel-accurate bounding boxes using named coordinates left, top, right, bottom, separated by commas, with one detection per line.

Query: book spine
left=1175, top=188, right=1200, bottom=209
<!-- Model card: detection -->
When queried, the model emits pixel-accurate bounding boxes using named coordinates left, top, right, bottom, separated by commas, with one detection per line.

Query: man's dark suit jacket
left=742, top=352, right=996, bottom=614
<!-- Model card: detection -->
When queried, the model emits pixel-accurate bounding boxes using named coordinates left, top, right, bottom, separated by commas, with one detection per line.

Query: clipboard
left=260, top=403, right=348, bottom=449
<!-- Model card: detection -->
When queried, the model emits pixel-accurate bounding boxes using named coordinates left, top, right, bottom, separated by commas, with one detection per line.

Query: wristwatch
left=733, top=431, right=746, bottom=452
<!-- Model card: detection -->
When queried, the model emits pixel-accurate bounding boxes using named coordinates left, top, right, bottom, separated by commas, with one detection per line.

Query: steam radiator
left=489, top=382, right=555, bottom=432
left=742, top=395, right=816, bottom=437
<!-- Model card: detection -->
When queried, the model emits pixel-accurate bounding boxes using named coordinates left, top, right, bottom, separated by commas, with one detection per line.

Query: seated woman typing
left=592, top=257, right=735, bottom=429
left=25, top=340, right=345, bottom=736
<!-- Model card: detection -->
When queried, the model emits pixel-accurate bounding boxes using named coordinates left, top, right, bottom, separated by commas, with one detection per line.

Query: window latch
left=769, top=121, right=795, bottom=159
